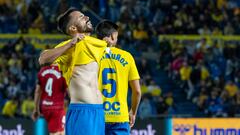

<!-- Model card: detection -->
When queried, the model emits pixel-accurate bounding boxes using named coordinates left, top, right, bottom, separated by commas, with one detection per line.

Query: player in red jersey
left=32, top=64, right=67, bottom=135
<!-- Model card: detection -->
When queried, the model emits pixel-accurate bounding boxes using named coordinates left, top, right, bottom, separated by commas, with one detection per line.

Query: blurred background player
left=38, top=8, right=107, bottom=135
left=32, top=64, right=67, bottom=135
left=97, top=20, right=141, bottom=134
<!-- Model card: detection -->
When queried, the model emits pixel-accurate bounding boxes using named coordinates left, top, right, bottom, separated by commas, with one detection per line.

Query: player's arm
left=32, top=84, right=42, bottom=121
left=128, top=54, right=141, bottom=128
left=129, top=79, right=141, bottom=128
left=39, top=34, right=84, bottom=65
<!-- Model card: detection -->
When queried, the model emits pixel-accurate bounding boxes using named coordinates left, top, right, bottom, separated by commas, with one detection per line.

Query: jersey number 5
left=45, top=78, right=53, bottom=96
left=102, top=68, right=116, bottom=98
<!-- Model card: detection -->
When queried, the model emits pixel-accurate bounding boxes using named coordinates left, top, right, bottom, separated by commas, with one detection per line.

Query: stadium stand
left=1, top=0, right=240, bottom=119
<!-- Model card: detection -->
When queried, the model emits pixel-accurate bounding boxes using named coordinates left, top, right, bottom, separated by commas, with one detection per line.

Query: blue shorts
left=65, top=104, right=105, bottom=135
left=105, top=122, right=130, bottom=135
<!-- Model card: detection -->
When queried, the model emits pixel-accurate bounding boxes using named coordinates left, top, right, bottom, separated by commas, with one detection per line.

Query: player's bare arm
left=39, top=34, right=84, bottom=65
left=129, top=79, right=141, bottom=127
left=32, top=84, right=42, bottom=121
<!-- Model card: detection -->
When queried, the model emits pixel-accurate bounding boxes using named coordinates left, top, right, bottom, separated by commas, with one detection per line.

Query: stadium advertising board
left=172, top=118, right=240, bottom=135
left=131, top=118, right=166, bottom=135
left=0, top=117, right=33, bottom=135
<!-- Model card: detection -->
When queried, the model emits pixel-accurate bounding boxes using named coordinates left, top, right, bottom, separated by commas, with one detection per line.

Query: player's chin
left=86, top=27, right=93, bottom=33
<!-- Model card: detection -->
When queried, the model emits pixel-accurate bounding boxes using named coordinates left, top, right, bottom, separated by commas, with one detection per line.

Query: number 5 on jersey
left=102, top=68, right=116, bottom=98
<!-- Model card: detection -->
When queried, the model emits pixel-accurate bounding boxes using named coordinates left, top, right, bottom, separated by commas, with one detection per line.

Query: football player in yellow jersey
left=38, top=8, right=107, bottom=135
left=96, top=20, right=142, bottom=134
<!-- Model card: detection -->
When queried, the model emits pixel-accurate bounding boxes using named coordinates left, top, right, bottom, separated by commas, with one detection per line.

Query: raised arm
left=38, top=34, right=84, bottom=65
left=39, top=43, right=72, bottom=65
left=129, top=79, right=141, bottom=128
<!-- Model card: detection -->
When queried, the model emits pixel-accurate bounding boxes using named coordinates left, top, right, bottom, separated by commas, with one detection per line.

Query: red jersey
left=38, top=65, right=67, bottom=110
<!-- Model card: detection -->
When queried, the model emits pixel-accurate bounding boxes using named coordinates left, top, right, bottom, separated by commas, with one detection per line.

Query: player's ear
left=110, top=34, right=114, bottom=40
left=68, top=25, right=77, bottom=33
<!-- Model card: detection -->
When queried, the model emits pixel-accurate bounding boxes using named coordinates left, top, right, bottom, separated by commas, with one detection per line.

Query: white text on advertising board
left=0, top=124, right=25, bottom=135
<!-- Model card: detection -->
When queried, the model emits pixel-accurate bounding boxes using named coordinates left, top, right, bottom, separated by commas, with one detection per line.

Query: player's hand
left=129, top=110, right=136, bottom=128
left=70, top=34, right=85, bottom=46
left=32, top=110, right=41, bottom=121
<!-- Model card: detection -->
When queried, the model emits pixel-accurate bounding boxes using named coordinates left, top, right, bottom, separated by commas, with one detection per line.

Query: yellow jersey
left=2, top=100, right=17, bottom=117
left=21, top=99, right=35, bottom=117
left=54, top=36, right=107, bottom=85
left=98, top=47, right=140, bottom=122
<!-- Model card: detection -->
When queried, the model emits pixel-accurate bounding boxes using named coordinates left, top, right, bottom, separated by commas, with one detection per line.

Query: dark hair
left=57, top=7, right=79, bottom=34
left=95, top=20, right=119, bottom=39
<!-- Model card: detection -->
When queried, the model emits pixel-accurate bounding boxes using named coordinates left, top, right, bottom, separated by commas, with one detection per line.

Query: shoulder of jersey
left=40, top=66, right=48, bottom=71
left=55, top=39, right=71, bottom=48
left=112, top=47, right=132, bottom=56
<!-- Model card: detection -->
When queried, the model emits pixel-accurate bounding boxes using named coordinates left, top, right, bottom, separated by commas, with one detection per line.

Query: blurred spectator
left=212, top=27, right=223, bottom=35
left=209, top=63, right=221, bottom=80
left=194, top=88, right=208, bottom=111
left=133, top=22, right=148, bottom=40
left=224, top=22, right=234, bottom=35
left=171, top=54, right=184, bottom=78
left=140, top=79, right=148, bottom=95
left=225, top=81, right=238, bottom=98
left=2, top=97, right=18, bottom=117
left=195, top=38, right=210, bottom=53
left=164, top=92, right=176, bottom=114
left=200, top=61, right=210, bottom=81
left=139, top=96, right=154, bottom=119
left=138, top=58, right=152, bottom=78
left=6, top=80, right=19, bottom=98
left=198, top=25, right=211, bottom=35
left=154, top=96, right=167, bottom=115
left=225, top=59, right=235, bottom=80
left=147, top=79, right=161, bottom=96
left=179, top=61, right=194, bottom=99
left=205, top=90, right=226, bottom=117
left=179, top=61, right=192, bottom=81
left=21, top=95, right=35, bottom=118
left=165, top=92, right=174, bottom=107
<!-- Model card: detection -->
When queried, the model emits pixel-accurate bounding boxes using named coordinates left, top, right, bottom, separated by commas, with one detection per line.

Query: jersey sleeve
left=53, top=40, right=74, bottom=75
left=128, top=54, right=140, bottom=81
left=53, top=40, right=73, bottom=65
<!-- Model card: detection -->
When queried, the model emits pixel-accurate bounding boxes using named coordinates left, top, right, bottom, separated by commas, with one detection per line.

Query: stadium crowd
left=161, top=38, right=240, bottom=117
left=1, top=0, right=240, bottom=118
left=0, top=37, right=39, bottom=118
left=1, top=0, right=240, bottom=35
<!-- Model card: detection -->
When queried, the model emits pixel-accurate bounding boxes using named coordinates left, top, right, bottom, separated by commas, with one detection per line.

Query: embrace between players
left=32, top=7, right=141, bottom=135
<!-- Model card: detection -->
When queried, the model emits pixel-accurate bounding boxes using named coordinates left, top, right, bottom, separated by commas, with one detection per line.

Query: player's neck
left=71, top=33, right=90, bottom=37
left=107, top=44, right=116, bottom=47
left=81, top=33, right=90, bottom=36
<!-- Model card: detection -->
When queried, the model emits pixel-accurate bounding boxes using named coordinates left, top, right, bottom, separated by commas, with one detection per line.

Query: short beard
left=85, top=27, right=93, bottom=33
left=77, top=25, right=93, bottom=33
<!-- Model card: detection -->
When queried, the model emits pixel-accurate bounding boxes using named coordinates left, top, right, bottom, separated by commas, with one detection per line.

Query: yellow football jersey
left=54, top=36, right=107, bottom=85
left=98, top=47, right=140, bottom=122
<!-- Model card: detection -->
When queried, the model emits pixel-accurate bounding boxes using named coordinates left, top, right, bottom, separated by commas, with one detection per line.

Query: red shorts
left=41, top=109, right=65, bottom=133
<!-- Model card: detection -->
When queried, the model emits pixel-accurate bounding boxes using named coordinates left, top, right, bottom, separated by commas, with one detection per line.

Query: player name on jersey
left=101, top=53, right=129, bottom=67
left=41, top=69, right=61, bottom=79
